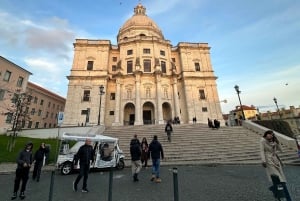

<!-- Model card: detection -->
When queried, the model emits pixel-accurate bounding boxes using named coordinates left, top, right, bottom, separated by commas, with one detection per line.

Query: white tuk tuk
left=56, top=132, right=125, bottom=175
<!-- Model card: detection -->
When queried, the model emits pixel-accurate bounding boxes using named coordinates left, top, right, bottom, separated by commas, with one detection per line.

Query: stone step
left=103, top=124, right=300, bottom=166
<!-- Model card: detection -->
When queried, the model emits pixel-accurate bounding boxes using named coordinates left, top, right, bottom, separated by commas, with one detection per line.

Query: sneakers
left=19, top=192, right=25, bottom=200
left=133, top=173, right=139, bottom=182
left=82, top=188, right=89, bottom=193
left=72, top=181, right=77, bottom=192
left=150, top=175, right=156, bottom=182
left=155, top=178, right=162, bottom=183
left=11, top=192, right=17, bottom=200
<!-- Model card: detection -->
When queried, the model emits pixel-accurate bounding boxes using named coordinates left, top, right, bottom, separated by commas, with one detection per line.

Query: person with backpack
left=165, top=121, right=173, bottom=142
left=130, top=134, right=142, bottom=182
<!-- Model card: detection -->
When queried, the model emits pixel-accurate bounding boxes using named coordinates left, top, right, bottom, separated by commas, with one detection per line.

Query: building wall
left=63, top=4, right=223, bottom=127
left=0, top=56, right=32, bottom=133
left=25, top=82, right=66, bottom=129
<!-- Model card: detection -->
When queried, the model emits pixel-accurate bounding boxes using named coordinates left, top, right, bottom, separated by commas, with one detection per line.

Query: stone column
left=172, top=77, right=180, bottom=119
left=112, top=79, right=121, bottom=126
left=156, top=74, right=164, bottom=124
left=134, top=74, right=143, bottom=125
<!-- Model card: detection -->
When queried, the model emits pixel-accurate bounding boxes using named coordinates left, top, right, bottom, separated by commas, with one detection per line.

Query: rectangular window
left=35, top=122, right=39, bottom=128
left=43, top=123, right=47, bottom=128
left=110, top=93, right=115, bottom=100
left=3, top=71, right=12, bottom=81
left=112, top=57, right=117, bottom=62
left=0, top=89, right=5, bottom=100
left=195, top=62, right=200, bottom=71
left=34, top=97, right=38, bottom=103
left=83, top=90, right=90, bottom=101
left=202, top=107, right=208, bottom=112
left=40, top=99, right=44, bottom=105
left=53, top=103, right=55, bottom=108
left=48, top=102, right=51, bottom=107
left=38, top=110, right=42, bottom=116
left=127, top=49, right=133, bottom=55
left=127, top=60, right=133, bottom=73
left=87, top=61, right=94, bottom=70
left=21, top=120, right=26, bottom=128
left=31, top=108, right=35, bottom=115
left=112, top=65, right=117, bottom=71
left=46, top=112, right=49, bottom=118
left=11, top=93, right=18, bottom=103
left=160, top=50, right=165, bottom=56
left=28, top=121, right=32, bottom=128
left=109, top=111, right=114, bottom=115
left=5, top=113, right=13, bottom=123
left=143, top=48, right=151, bottom=54
left=49, top=123, right=52, bottom=128
left=199, top=90, right=206, bottom=99
left=144, top=59, right=151, bottom=72
left=161, top=61, right=166, bottom=73
left=17, top=76, right=24, bottom=87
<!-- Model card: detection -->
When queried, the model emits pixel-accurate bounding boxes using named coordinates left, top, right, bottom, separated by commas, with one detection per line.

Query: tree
left=5, top=89, right=32, bottom=151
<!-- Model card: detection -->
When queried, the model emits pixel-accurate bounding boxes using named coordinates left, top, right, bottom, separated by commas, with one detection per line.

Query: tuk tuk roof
left=61, top=132, right=118, bottom=142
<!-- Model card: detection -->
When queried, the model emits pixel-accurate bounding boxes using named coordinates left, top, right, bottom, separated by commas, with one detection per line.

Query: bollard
left=173, top=167, right=179, bottom=201
left=48, top=170, right=55, bottom=201
left=108, top=167, right=113, bottom=201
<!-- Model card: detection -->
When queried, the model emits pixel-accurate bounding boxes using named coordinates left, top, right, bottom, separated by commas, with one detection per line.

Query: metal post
left=273, top=97, right=281, bottom=119
left=48, top=170, right=55, bottom=201
left=97, top=85, right=105, bottom=125
left=234, top=85, right=245, bottom=120
left=108, top=167, right=113, bottom=201
left=173, top=167, right=179, bottom=201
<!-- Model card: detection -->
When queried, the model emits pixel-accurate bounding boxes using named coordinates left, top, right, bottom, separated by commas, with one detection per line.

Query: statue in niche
left=136, top=57, right=140, bottom=66
left=117, top=60, right=122, bottom=69
left=155, top=58, right=160, bottom=66
left=146, top=87, right=151, bottom=98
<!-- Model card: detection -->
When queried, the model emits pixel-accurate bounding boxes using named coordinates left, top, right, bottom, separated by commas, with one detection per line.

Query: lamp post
left=273, top=97, right=281, bottom=119
left=234, top=85, right=245, bottom=120
left=97, top=85, right=105, bottom=125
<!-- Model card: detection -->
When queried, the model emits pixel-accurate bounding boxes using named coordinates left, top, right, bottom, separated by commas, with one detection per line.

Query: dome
left=118, top=4, right=164, bottom=42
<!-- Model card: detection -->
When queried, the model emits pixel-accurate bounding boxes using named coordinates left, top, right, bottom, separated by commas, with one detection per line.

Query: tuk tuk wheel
left=61, top=162, right=73, bottom=175
left=116, top=159, right=125, bottom=170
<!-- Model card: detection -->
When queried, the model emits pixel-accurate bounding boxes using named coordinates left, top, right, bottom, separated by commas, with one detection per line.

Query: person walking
left=260, top=130, right=292, bottom=201
left=73, top=138, right=94, bottom=193
left=11, top=142, right=33, bottom=200
left=148, top=135, right=164, bottom=183
left=130, top=135, right=142, bottom=182
left=165, top=121, right=173, bottom=142
left=141, top=137, right=149, bottom=167
left=32, top=142, right=46, bottom=182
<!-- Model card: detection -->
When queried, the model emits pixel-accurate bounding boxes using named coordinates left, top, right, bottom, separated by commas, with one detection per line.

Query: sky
left=0, top=0, right=299, bottom=114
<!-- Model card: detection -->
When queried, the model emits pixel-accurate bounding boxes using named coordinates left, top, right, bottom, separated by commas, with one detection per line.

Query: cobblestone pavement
left=0, top=164, right=299, bottom=201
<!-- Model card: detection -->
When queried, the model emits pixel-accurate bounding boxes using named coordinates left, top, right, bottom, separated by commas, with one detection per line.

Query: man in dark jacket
left=148, top=135, right=164, bottom=183
left=165, top=121, right=173, bottom=142
left=11, top=142, right=33, bottom=200
left=130, top=134, right=142, bottom=182
left=32, top=142, right=46, bottom=182
left=73, top=138, right=94, bottom=193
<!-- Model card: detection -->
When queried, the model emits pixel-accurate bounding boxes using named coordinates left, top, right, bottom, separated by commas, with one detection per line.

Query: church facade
left=63, top=4, right=223, bottom=127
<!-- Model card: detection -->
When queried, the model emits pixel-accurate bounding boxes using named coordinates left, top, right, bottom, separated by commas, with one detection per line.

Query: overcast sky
left=0, top=0, right=299, bottom=114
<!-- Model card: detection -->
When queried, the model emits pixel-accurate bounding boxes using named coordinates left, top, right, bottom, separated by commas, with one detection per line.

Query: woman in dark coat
left=140, top=137, right=149, bottom=167
left=32, top=142, right=46, bottom=182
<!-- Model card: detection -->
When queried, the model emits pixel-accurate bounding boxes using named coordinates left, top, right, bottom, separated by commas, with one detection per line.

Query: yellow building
left=63, top=3, right=223, bottom=126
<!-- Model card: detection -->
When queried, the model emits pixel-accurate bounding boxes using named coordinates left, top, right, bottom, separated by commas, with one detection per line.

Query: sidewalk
left=0, top=163, right=56, bottom=174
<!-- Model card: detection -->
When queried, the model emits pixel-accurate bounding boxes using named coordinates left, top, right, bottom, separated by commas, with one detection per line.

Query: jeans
left=152, top=158, right=160, bottom=178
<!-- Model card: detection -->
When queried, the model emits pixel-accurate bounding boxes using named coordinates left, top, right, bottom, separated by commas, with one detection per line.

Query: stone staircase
left=102, top=124, right=300, bottom=166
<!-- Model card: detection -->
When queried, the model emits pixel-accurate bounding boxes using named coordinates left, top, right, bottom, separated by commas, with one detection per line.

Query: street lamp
left=234, top=85, right=245, bottom=120
left=97, top=85, right=105, bottom=125
left=273, top=97, right=281, bottom=119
